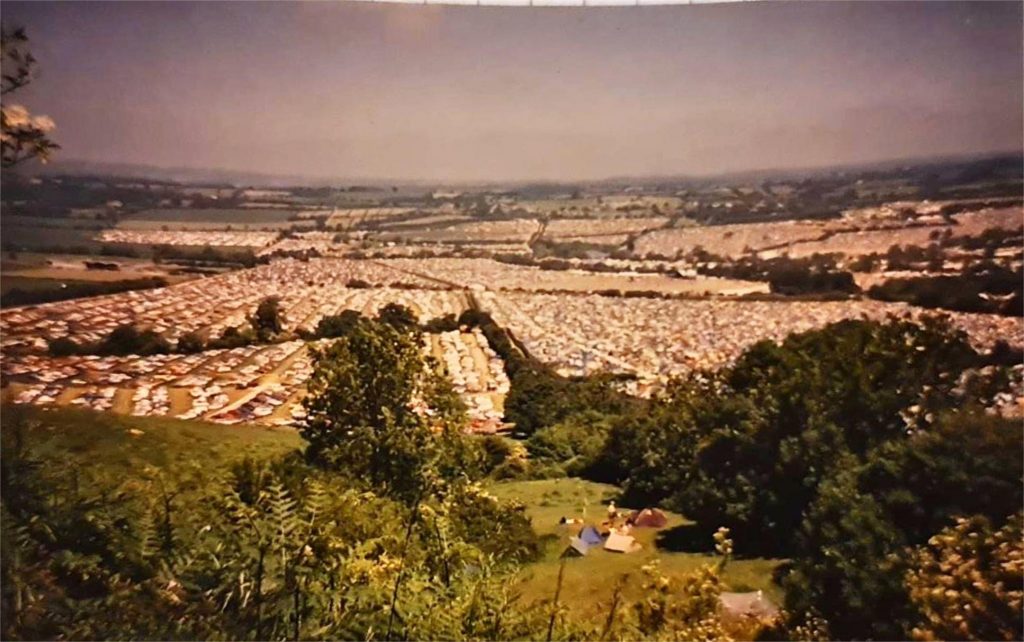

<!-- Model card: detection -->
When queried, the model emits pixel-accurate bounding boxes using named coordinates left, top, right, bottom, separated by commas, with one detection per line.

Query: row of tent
left=567, top=527, right=641, bottom=556
left=564, top=507, right=669, bottom=557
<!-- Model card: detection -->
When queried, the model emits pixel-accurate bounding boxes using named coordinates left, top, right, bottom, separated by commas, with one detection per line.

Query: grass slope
left=2, top=405, right=302, bottom=491
left=490, top=478, right=782, bottom=623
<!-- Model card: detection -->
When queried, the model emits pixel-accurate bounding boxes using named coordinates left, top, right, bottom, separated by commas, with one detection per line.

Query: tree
left=249, top=296, right=284, bottom=340
left=300, top=319, right=466, bottom=501
left=98, top=324, right=171, bottom=356
left=674, top=316, right=978, bottom=555
left=906, top=512, right=1023, bottom=642
left=858, top=410, right=1023, bottom=546
left=784, top=469, right=917, bottom=640
left=47, top=336, right=80, bottom=357
left=1, top=27, right=59, bottom=168
left=175, top=331, right=206, bottom=354
left=377, top=302, right=419, bottom=335
left=315, top=309, right=364, bottom=339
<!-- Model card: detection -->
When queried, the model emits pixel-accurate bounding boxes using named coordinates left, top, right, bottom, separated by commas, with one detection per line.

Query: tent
left=603, top=531, right=641, bottom=553
left=579, top=525, right=604, bottom=547
left=719, top=591, right=779, bottom=619
left=564, top=536, right=589, bottom=557
left=629, top=508, right=668, bottom=528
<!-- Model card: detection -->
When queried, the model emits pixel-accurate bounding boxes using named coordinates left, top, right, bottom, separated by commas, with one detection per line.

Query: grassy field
left=1, top=405, right=303, bottom=491
left=0, top=223, right=106, bottom=251
left=1, top=274, right=100, bottom=296
left=489, top=478, right=783, bottom=623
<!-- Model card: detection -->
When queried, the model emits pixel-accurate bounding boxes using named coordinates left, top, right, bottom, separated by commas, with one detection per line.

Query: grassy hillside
left=489, top=478, right=782, bottom=623
left=2, top=405, right=303, bottom=491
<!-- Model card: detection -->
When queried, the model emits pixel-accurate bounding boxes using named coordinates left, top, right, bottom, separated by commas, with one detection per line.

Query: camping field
left=116, top=208, right=314, bottom=231
left=488, top=478, right=783, bottom=623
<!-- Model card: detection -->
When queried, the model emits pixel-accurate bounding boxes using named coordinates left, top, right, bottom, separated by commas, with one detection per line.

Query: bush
left=423, top=314, right=460, bottom=333
left=315, top=309, right=364, bottom=339
left=868, top=267, right=1023, bottom=316
left=98, top=324, right=172, bottom=356
left=176, top=331, right=206, bottom=354
left=48, top=336, right=81, bottom=357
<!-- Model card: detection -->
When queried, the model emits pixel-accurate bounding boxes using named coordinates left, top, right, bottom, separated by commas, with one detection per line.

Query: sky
left=3, top=1, right=1022, bottom=183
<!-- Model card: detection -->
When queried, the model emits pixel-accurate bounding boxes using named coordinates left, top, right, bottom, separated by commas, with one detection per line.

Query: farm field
left=477, top=291, right=1024, bottom=395
left=489, top=478, right=781, bottom=624
left=379, top=257, right=768, bottom=295
left=0, top=222, right=107, bottom=251
left=634, top=220, right=829, bottom=259
left=520, top=195, right=681, bottom=217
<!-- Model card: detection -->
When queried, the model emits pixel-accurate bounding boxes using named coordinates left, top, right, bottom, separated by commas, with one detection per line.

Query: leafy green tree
left=98, top=323, right=171, bottom=356
left=47, top=336, right=80, bottom=357
left=175, top=330, right=206, bottom=354
left=300, top=319, right=467, bottom=501
left=784, top=468, right=916, bottom=640
left=859, top=410, right=1023, bottom=546
left=377, top=302, right=419, bottom=334
left=249, top=296, right=285, bottom=340
left=676, top=317, right=978, bottom=555
left=315, top=308, right=364, bottom=339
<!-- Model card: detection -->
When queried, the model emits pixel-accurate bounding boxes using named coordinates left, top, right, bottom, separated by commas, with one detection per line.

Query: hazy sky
left=4, top=1, right=1022, bottom=182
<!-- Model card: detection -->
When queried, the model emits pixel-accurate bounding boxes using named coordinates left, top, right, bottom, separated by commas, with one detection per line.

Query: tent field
left=487, top=478, right=782, bottom=625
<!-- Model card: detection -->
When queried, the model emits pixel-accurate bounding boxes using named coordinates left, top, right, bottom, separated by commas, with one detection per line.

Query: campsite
left=1, top=1, right=1022, bottom=637
left=488, top=478, right=782, bottom=624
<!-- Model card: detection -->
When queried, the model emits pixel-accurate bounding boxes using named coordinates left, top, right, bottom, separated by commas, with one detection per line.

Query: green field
left=117, top=208, right=315, bottom=230
left=0, top=405, right=303, bottom=494
left=1, top=274, right=93, bottom=296
left=489, top=478, right=783, bottom=623
left=0, top=223, right=105, bottom=251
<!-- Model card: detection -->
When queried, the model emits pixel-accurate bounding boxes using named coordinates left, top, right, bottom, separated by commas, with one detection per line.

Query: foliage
left=1, top=27, right=60, bottom=168
left=249, top=295, right=286, bottom=340
left=300, top=317, right=470, bottom=502
left=1, top=276, right=167, bottom=308
left=906, top=512, right=1023, bottom=642
left=0, top=407, right=554, bottom=641
left=672, top=316, right=978, bottom=556
left=578, top=316, right=1018, bottom=639
left=376, top=302, right=420, bottom=335
left=176, top=330, right=206, bottom=354
left=698, top=253, right=858, bottom=296
left=208, top=324, right=259, bottom=350
left=858, top=410, right=1023, bottom=546
left=783, top=469, right=916, bottom=640
left=47, top=336, right=80, bottom=357
left=527, top=412, right=616, bottom=478
left=98, top=323, right=172, bottom=356
left=423, top=313, right=460, bottom=333
left=868, top=265, right=1023, bottom=316
left=315, top=309, right=365, bottom=339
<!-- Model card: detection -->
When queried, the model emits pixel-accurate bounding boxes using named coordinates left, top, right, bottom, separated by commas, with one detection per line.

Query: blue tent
left=579, top=525, right=604, bottom=546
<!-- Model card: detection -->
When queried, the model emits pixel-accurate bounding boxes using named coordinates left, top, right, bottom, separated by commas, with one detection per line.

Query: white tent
left=567, top=536, right=590, bottom=556
left=603, top=531, right=641, bottom=553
